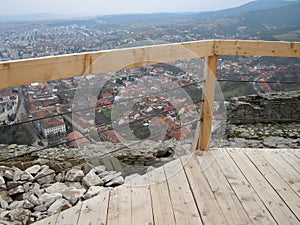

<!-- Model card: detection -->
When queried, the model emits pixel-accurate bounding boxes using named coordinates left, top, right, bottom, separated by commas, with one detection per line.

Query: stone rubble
left=227, top=91, right=300, bottom=124
left=224, top=91, right=300, bottom=149
left=225, top=122, right=300, bottom=149
left=0, top=163, right=124, bottom=224
left=0, top=139, right=193, bottom=224
left=0, top=90, right=299, bottom=224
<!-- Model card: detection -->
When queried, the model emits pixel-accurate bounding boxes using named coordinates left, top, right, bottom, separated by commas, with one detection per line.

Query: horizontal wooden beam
left=214, top=40, right=300, bottom=57
left=1, top=40, right=299, bottom=90
left=0, top=40, right=214, bottom=89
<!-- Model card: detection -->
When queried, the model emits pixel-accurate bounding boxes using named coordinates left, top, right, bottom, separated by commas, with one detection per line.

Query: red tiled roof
left=41, top=116, right=65, bottom=129
left=68, top=131, right=90, bottom=148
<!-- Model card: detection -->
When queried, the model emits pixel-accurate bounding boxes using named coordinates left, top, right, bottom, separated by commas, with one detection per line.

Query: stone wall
left=226, top=91, right=300, bottom=124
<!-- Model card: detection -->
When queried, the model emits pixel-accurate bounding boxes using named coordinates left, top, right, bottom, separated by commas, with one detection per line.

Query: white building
left=40, top=116, right=66, bottom=138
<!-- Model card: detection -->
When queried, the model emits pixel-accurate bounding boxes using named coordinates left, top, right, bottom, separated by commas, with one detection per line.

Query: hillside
left=192, top=0, right=294, bottom=18
left=243, top=1, right=300, bottom=27
left=0, top=0, right=298, bottom=23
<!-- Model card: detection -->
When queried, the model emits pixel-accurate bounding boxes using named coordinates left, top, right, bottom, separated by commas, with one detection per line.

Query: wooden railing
left=0, top=40, right=299, bottom=151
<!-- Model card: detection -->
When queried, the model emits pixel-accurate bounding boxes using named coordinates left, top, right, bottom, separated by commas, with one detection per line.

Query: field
left=274, top=30, right=300, bottom=41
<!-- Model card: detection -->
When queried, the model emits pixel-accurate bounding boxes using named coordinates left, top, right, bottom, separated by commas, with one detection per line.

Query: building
left=68, top=131, right=90, bottom=148
left=0, top=88, right=19, bottom=124
left=40, top=116, right=66, bottom=138
left=97, top=125, right=126, bottom=143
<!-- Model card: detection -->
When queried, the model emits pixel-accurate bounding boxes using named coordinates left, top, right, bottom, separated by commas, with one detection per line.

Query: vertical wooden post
left=192, top=55, right=218, bottom=151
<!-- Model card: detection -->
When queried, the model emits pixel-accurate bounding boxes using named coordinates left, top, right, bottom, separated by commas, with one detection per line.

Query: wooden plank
left=199, top=55, right=218, bottom=151
left=280, top=150, right=300, bottom=173
left=131, top=175, right=153, bottom=225
left=203, top=151, right=252, bottom=225
left=259, top=150, right=300, bottom=197
left=217, top=149, right=277, bottom=225
left=291, top=150, right=300, bottom=159
left=215, top=40, right=300, bottom=57
left=244, top=149, right=300, bottom=219
left=32, top=214, right=59, bottom=225
left=228, top=149, right=299, bottom=225
left=77, top=189, right=110, bottom=225
left=106, top=188, right=119, bottom=225
left=181, top=154, right=228, bottom=225
left=164, top=159, right=203, bottom=225
left=107, top=186, right=132, bottom=225
left=0, top=40, right=214, bottom=89
left=55, top=201, right=82, bottom=225
left=148, top=166, right=176, bottom=225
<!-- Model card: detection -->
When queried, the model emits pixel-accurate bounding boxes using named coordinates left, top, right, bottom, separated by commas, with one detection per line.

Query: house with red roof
left=68, top=131, right=90, bottom=148
left=40, top=116, right=66, bottom=138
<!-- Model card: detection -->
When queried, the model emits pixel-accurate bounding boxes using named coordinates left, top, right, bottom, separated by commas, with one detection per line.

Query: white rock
left=62, top=187, right=86, bottom=205
left=47, top=199, right=71, bottom=215
left=35, top=167, right=56, bottom=185
left=102, top=171, right=122, bottom=183
left=23, top=200, right=35, bottom=209
left=9, top=208, right=31, bottom=225
left=105, top=176, right=124, bottom=187
left=65, top=169, right=84, bottom=182
left=20, top=172, right=34, bottom=181
left=28, top=194, right=40, bottom=206
left=97, top=171, right=109, bottom=178
left=0, top=210, right=10, bottom=219
left=7, top=185, right=25, bottom=196
left=65, top=182, right=84, bottom=189
left=82, top=170, right=103, bottom=187
left=84, top=186, right=104, bottom=199
left=0, top=196, right=8, bottom=209
left=0, top=191, right=13, bottom=204
left=39, top=193, right=62, bottom=207
left=92, top=165, right=106, bottom=174
left=0, top=166, right=12, bottom=178
left=0, top=176, right=5, bottom=186
left=7, top=144, right=17, bottom=149
left=54, top=173, right=64, bottom=182
left=33, top=205, right=47, bottom=212
left=25, top=165, right=41, bottom=175
left=12, top=167, right=23, bottom=181
left=9, top=200, right=34, bottom=210
left=45, top=183, right=68, bottom=194
left=4, top=170, right=14, bottom=180
left=9, top=201, right=25, bottom=210
left=0, top=219, right=19, bottom=225
left=24, top=183, right=44, bottom=198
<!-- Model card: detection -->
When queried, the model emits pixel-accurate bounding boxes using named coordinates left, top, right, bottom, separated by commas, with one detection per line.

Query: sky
left=0, top=0, right=253, bottom=16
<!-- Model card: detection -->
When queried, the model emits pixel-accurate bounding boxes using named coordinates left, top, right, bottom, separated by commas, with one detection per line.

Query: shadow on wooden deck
left=33, top=148, right=300, bottom=225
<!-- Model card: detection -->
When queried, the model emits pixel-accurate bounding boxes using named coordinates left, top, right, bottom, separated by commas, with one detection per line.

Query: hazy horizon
left=0, top=0, right=253, bottom=17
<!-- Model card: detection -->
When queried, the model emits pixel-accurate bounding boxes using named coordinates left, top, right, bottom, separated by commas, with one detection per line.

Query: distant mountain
left=193, top=0, right=295, bottom=18
left=243, top=1, right=300, bottom=27
left=0, top=14, right=74, bottom=23
left=0, top=0, right=298, bottom=24
left=97, top=0, right=298, bottom=24
left=97, top=13, right=186, bottom=24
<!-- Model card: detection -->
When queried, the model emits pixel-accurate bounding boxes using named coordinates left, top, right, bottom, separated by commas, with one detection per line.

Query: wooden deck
left=33, top=148, right=300, bottom=225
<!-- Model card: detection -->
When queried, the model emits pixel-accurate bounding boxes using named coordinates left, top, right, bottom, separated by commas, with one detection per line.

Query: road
left=16, top=87, right=41, bottom=145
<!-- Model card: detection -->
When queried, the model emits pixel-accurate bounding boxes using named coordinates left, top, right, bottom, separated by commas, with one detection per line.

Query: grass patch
left=274, top=33, right=299, bottom=41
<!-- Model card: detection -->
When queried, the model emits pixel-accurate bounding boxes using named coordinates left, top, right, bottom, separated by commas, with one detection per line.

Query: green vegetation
left=274, top=33, right=299, bottom=41
left=0, top=125, right=33, bottom=145
left=220, top=82, right=256, bottom=99
left=129, top=121, right=151, bottom=140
